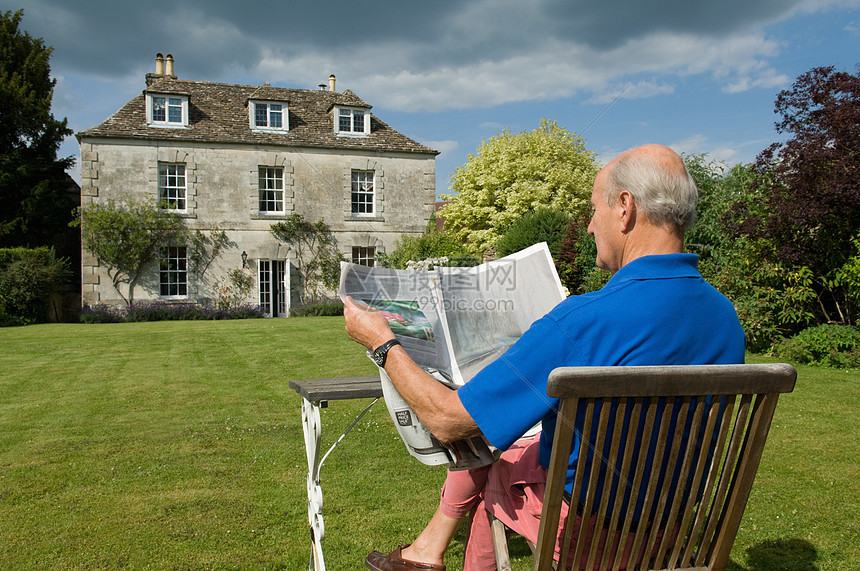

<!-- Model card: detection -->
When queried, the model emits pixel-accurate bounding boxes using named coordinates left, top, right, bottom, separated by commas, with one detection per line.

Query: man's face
left=587, top=171, right=622, bottom=273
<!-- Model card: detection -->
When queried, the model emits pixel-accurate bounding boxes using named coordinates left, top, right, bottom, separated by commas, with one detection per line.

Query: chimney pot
left=155, top=53, right=164, bottom=75
left=165, top=54, right=174, bottom=76
left=328, top=74, right=336, bottom=92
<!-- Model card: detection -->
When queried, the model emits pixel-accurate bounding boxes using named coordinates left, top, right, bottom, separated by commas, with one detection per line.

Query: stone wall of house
left=79, top=138, right=436, bottom=309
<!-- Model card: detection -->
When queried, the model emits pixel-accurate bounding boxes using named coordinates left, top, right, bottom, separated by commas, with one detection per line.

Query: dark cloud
left=15, top=0, right=467, bottom=78
left=542, top=0, right=807, bottom=48
left=16, top=0, right=807, bottom=82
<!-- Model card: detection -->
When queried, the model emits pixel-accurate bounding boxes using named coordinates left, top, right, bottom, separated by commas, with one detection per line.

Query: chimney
left=165, top=54, right=174, bottom=76
left=328, top=74, right=336, bottom=92
left=318, top=84, right=326, bottom=91
left=155, top=53, right=164, bottom=75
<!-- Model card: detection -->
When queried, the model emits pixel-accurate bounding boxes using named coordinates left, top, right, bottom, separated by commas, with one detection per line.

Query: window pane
left=168, top=98, right=183, bottom=123
left=255, top=103, right=268, bottom=127
left=352, top=246, right=375, bottom=267
left=270, top=104, right=282, bottom=128
left=351, top=170, right=374, bottom=215
left=259, top=260, right=272, bottom=315
left=339, top=109, right=351, bottom=132
left=159, top=163, right=186, bottom=210
left=160, top=246, right=188, bottom=297
left=259, top=166, right=284, bottom=213
left=353, top=110, right=364, bottom=132
left=152, top=97, right=166, bottom=122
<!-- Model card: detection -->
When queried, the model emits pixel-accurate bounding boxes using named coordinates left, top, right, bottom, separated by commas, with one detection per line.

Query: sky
left=8, top=0, right=860, bottom=196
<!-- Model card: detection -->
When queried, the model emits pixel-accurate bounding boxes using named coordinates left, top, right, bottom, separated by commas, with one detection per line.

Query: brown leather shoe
left=365, top=545, right=446, bottom=571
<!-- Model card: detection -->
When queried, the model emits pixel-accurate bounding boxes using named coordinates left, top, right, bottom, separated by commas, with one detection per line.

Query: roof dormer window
left=146, top=94, right=188, bottom=127
left=251, top=101, right=288, bottom=132
left=335, top=106, right=370, bottom=136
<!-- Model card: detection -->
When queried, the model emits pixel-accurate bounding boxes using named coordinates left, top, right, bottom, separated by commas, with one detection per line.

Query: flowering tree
left=440, top=119, right=598, bottom=256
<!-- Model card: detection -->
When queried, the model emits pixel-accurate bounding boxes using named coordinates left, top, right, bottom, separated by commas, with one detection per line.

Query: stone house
left=77, top=54, right=438, bottom=315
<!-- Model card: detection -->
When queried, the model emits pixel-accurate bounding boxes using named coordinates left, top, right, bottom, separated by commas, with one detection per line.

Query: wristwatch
left=370, top=339, right=402, bottom=367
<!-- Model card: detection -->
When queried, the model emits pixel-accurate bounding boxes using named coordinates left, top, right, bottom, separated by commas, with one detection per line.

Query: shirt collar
left=607, top=253, right=700, bottom=285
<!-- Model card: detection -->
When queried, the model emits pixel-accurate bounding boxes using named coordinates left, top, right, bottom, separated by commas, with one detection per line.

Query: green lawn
left=0, top=319, right=857, bottom=570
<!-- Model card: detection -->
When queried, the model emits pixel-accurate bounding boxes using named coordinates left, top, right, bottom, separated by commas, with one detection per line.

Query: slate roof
left=78, top=76, right=438, bottom=156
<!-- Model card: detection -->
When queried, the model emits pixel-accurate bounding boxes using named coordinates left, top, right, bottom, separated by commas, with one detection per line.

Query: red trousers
left=438, top=434, right=651, bottom=571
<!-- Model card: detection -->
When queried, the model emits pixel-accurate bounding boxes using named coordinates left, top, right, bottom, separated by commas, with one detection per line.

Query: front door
left=258, top=259, right=287, bottom=317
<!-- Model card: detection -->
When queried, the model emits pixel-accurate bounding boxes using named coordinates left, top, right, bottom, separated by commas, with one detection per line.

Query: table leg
left=301, top=397, right=326, bottom=571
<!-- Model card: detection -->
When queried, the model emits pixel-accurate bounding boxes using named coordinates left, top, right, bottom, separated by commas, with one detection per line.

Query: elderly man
left=344, top=144, right=745, bottom=571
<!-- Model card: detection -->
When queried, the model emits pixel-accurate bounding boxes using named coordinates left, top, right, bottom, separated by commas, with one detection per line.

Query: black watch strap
left=372, top=339, right=402, bottom=367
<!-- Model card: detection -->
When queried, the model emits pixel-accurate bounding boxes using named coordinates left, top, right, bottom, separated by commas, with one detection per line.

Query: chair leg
left=490, top=512, right=513, bottom=571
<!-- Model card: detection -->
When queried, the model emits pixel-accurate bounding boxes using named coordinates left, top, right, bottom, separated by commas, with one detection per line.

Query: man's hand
left=343, top=296, right=396, bottom=351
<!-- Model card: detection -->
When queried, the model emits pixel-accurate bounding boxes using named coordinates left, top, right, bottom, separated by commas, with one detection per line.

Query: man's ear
left=618, top=190, right=636, bottom=233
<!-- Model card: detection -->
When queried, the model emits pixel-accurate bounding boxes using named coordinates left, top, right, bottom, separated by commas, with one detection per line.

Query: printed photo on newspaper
left=338, top=242, right=566, bottom=469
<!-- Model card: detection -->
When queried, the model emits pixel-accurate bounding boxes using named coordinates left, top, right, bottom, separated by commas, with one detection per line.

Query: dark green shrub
left=772, top=324, right=860, bottom=368
left=495, top=208, right=571, bottom=258
left=0, top=247, right=70, bottom=326
left=290, top=299, right=344, bottom=317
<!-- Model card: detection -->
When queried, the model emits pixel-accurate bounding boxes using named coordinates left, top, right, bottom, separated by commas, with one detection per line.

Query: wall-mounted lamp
left=241, top=251, right=248, bottom=269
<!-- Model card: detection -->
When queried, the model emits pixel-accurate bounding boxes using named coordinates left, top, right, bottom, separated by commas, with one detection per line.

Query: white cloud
left=670, top=134, right=711, bottom=157
left=587, top=80, right=675, bottom=105
left=422, top=139, right=459, bottom=159
left=669, top=135, right=746, bottom=166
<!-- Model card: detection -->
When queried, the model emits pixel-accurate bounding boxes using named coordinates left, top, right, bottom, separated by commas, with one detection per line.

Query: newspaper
left=339, top=242, right=565, bottom=469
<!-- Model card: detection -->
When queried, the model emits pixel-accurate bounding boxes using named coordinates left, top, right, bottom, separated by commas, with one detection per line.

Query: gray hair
left=604, top=153, right=699, bottom=232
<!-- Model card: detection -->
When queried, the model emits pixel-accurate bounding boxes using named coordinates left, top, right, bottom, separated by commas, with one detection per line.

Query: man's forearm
left=382, top=345, right=479, bottom=444
left=343, top=295, right=480, bottom=443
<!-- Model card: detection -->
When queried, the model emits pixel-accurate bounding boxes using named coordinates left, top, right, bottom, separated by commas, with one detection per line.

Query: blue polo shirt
left=457, top=254, right=745, bottom=515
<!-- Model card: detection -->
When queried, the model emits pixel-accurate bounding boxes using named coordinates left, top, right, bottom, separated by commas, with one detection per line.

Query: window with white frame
left=336, top=106, right=369, bottom=135
left=158, top=163, right=186, bottom=211
left=147, top=94, right=188, bottom=126
left=251, top=101, right=288, bottom=131
left=259, top=166, right=284, bottom=214
left=352, top=246, right=375, bottom=267
left=159, top=246, right=188, bottom=298
left=351, top=170, right=374, bottom=216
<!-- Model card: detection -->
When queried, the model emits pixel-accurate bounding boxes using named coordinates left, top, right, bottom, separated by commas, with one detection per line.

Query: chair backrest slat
left=586, top=399, right=628, bottom=570
left=600, top=400, right=641, bottom=571
left=653, top=397, right=705, bottom=565
left=534, top=364, right=795, bottom=571
left=679, top=394, right=736, bottom=567
left=669, top=397, right=722, bottom=568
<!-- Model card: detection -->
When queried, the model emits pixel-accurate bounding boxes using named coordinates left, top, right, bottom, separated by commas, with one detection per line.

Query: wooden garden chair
left=490, top=363, right=797, bottom=571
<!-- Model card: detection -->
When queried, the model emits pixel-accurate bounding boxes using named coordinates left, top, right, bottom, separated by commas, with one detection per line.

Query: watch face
left=372, top=350, right=385, bottom=366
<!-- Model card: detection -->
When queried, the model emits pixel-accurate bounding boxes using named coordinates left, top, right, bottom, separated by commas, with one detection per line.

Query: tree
left=76, top=200, right=187, bottom=306
left=748, top=66, right=860, bottom=325
left=0, top=10, right=76, bottom=255
left=440, top=119, right=599, bottom=256
left=684, top=155, right=817, bottom=351
left=270, top=213, right=343, bottom=302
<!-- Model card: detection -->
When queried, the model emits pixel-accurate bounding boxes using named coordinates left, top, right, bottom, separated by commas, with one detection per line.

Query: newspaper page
left=338, top=263, right=456, bottom=385
left=435, top=242, right=566, bottom=385
left=338, top=242, right=566, bottom=468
